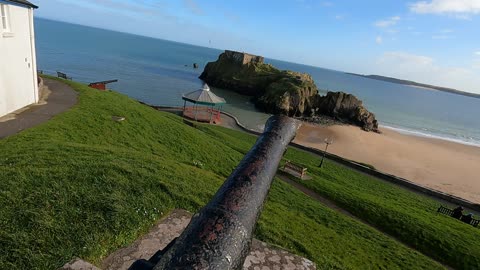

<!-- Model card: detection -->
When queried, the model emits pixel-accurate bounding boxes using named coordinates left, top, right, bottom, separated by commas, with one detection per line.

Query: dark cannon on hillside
left=129, top=115, right=300, bottom=270
left=88, top=80, right=118, bottom=91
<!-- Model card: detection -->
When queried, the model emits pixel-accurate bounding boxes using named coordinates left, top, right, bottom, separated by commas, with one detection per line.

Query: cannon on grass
left=130, top=115, right=300, bottom=270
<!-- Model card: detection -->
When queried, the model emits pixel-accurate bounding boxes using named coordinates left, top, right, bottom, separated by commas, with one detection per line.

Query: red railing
left=183, top=107, right=221, bottom=123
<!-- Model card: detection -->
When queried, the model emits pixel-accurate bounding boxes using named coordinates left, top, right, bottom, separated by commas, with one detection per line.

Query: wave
left=381, top=125, right=480, bottom=148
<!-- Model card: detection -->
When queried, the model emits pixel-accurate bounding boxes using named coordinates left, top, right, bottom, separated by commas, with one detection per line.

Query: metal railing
left=130, top=115, right=300, bottom=270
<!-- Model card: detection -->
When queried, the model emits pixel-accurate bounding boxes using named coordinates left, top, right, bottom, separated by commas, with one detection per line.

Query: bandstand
left=182, top=84, right=226, bottom=124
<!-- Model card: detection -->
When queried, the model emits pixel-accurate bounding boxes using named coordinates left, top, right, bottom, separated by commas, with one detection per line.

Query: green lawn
left=0, top=78, right=458, bottom=269
left=200, top=125, right=480, bottom=270
left=281, top=148, right=480, bottom=269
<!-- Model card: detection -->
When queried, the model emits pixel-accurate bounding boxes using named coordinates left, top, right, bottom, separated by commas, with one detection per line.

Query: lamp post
left=319, top=138, right=334, bottom=168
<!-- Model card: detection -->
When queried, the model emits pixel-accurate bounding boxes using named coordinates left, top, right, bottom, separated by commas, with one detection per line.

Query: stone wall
left=224, top=50, right=264, bottom=65
left=60, top=209, right=316, bottom=270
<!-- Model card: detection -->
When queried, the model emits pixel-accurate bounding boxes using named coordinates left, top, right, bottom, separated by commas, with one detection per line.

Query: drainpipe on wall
left=28, top=7, right=39, bottom=103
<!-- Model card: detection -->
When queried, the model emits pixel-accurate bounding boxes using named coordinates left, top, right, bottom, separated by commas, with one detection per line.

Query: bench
left=283, top=161, right=308, bottom=179
left=437, top=206, right=479, bottom=227
left=472, top=219, right=480, bottom=227
left=437, top=206, right=453, bottom=216
left=57, top=71, right=72, bottom=80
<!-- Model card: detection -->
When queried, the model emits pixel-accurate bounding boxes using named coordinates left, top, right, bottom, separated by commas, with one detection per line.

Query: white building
left=0, top=0, right=38, bottom=118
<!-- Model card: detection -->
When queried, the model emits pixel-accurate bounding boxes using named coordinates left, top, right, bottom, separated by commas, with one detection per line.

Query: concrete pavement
left=0, top=78, right=78, bottom=139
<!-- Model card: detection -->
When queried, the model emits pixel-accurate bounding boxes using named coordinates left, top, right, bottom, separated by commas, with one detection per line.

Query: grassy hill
left=1, top=78, right=477, bottom=269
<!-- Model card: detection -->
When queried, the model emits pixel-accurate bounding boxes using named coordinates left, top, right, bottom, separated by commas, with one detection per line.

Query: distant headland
left=346, top=73, right=480, bottom=99
left=200, top=50, right=380, bottom=132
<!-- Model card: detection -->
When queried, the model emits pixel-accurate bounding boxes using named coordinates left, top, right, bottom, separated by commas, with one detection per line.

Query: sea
left=35, top=18, right=480, bottom=147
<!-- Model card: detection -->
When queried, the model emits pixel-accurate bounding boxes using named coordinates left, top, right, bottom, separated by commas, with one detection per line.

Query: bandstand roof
left=182, top=84, right=226, bottom=105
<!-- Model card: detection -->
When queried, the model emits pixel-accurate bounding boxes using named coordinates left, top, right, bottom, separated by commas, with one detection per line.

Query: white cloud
left=376, top=36, right=383, bottom=44
left=386, top=29, right=399, bottom=34
left=183, top=0, right=204, bottom=15
left=431, top=29, right=454, bottom=39
left=410, top=0, right=480, bottom=15
left=440, top=28, right=454, bottom=33
left=376, top=52, right=480, bottom=93
left=432, top=34, right=452, bottom=39
left=378, top=52, right=434, bottom=67
left=321, top=1, right=333, bottom=7
left=475, top=51, right=480, bottom=56
left=474, top=59, right=480, bottom=69
left=375, top=16, right=401, bottom=27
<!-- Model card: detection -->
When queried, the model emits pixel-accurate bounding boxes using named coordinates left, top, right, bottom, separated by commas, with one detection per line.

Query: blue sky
left=34, top=0, right=480, bottom=93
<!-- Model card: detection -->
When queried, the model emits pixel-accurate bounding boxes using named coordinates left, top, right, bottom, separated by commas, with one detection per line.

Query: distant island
left=346, top=73, right=480, bottom=99
left=200, top=50, right=379, bottom=132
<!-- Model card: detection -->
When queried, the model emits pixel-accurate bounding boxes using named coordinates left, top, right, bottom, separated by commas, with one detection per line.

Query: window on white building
left=1, top=4, right=10, bottom=32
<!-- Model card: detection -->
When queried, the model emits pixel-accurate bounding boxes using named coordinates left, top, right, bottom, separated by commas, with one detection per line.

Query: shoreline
left=294, top=123, right=480, bottom=204
left=380, top=125, right=480, bottom=148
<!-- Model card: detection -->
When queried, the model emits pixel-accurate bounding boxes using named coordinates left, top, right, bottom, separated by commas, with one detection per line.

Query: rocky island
left=200, top=50, right=379, bottom=132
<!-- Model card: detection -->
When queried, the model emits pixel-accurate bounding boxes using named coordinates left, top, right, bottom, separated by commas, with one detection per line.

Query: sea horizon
left=34, top=17, right=480, bottom=147
left=34, top=17, right=343, bottom=78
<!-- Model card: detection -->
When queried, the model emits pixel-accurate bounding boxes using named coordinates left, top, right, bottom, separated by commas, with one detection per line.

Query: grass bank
left=284, top=147, right=480, bottom=269
left=0, top=78, right=450, bottom=269
left=202, top=125, right=480, bottom=269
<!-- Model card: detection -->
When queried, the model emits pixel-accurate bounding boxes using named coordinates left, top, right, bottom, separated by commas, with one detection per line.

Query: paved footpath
left=0, top=78, right=77, bottom=139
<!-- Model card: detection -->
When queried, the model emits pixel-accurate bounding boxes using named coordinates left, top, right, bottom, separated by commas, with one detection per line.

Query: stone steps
left=60, top=209, right=316, bottom=270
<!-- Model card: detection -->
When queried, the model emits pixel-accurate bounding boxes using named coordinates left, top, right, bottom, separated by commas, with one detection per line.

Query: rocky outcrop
left=312, top=92, right=379, bottom=132
left=199, top=50, right=317, bottom=116
left=255, top=72, right=318, bottom=116
left=200, top=50, right=379, bottom=132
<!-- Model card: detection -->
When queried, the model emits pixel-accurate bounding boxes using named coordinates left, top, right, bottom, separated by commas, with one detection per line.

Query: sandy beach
left=294, top=123, right=480, bottom=204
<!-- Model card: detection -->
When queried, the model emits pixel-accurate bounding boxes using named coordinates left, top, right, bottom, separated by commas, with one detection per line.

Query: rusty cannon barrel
left=130, top=115, right=300, bottom=270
